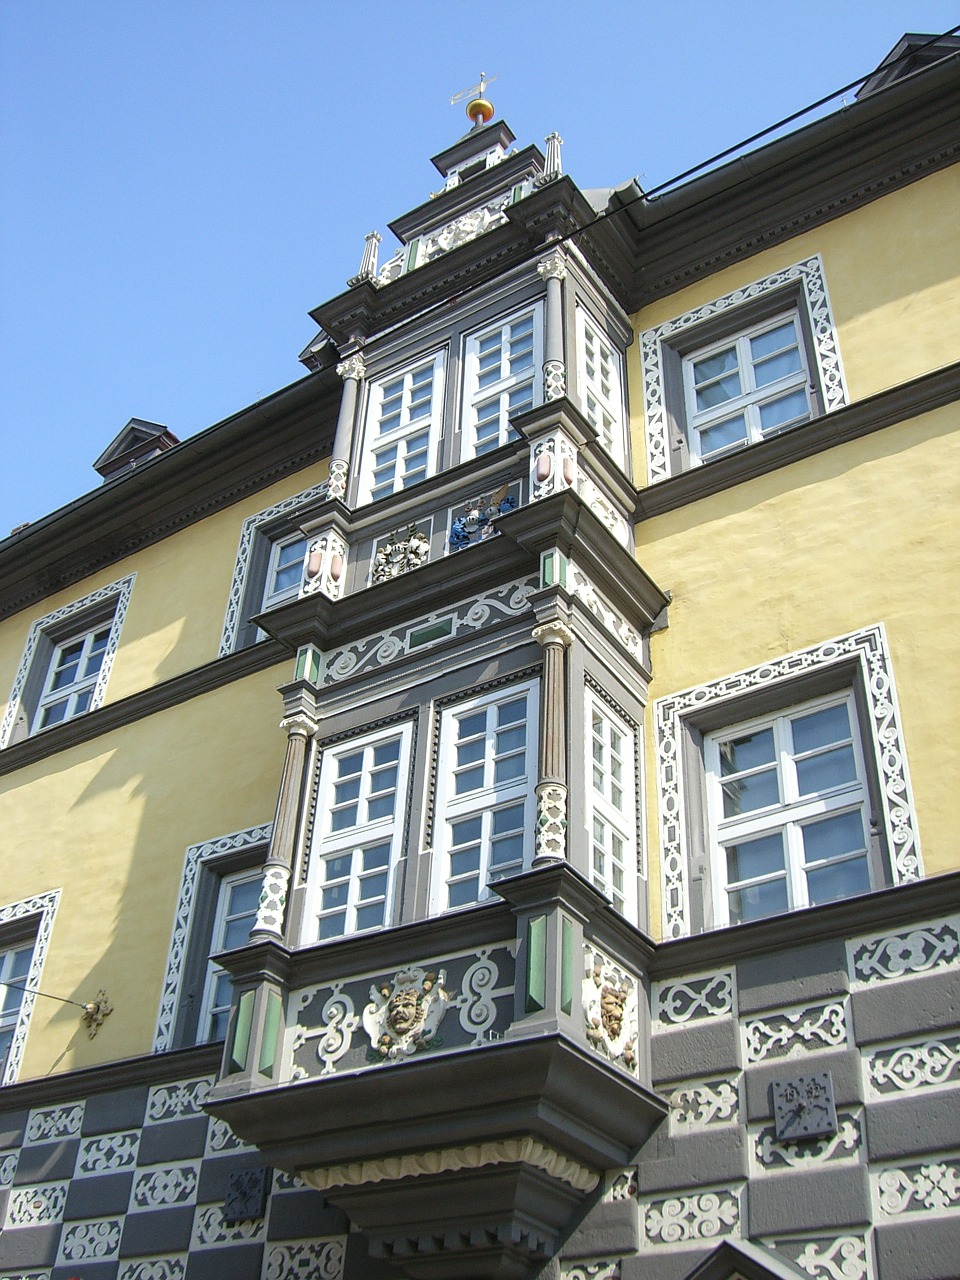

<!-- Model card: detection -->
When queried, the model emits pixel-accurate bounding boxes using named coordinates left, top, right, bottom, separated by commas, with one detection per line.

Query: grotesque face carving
left=387, top=987, right=423, bottom=1035
left=600, top=984, right=626, bottom=1040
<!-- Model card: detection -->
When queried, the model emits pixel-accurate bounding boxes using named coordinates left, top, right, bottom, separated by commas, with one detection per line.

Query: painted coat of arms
left=362, top=966, right=450, bottom=1060
left=583, top=950, right=639, bottom=1074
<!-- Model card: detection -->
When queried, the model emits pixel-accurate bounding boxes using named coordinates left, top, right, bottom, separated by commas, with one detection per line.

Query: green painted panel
left=561, top=916, right=574, bottom=1015
left=259, top=989, right=282, bottom=1078
left=409, top=618, right=454, bottom=648
left=229, top=989, right=255, bottom=1075
left=526, top=915, right=547, bottom=1014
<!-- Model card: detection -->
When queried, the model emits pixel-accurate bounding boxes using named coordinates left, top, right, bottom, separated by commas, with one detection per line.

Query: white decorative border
left=152, top=825, right=272, bottom=1052
left=218, top=482, right=328, bottom=655
left=639, top=255, right=848, bottom=484
left=0, top=574, right=136, bottom=748
left=0, top=889, right=60, bottom=1085
left=654, top=624, right=923, bottom=940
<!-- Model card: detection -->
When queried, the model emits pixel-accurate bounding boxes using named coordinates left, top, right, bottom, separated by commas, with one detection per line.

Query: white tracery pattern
left=654, top=971, right=735, bottom=1025
left=263, top=1238, right=346, bottom=1280
left=560, top=1262, right=621, bottom=1280
left=0, top=574, right=136, bottom=748
left=655, top=624, right=922, bottom=939
left=75, top=1130, right=140, bottom=1176
left=768, top=1234, right=871, bottom=1280
left=667, top=1077, right=739, bottom=1131
left=875, top=1156, right=960, bottom=1216
left=867, top=1035, right=960, bottom=1095
left=218, top=482, right=328, bottom=655
left=57, top=1217, right=124, bottom=1262
left=0, top=890, right=60, bottom=1086
left=5, top=1182, right=68, bottom=1228
left=117, top=1259, right=187, bottom=1280
left=754, top=1113, right=861, bottom=1171
left=639, top=255, right=847, bottom=484
left=291, top=987, right=360, bottom=1078
left=153, top=824, right=272, bottom=1052
left=145, top=1077, right=213, bottom=1123
left=24, top=1099, right=82, bottom=1144
left=0, top=1152, right=17, bottom=1187
left=191, top=1203, right=266, bottom=1248
left=456, top=951, right=509, bottom=1044
left=744, top=1001, right=848, bottom=1063
left=641, top=1187, right=740, bottom=1245
left=849, top=919, right=960, bottom=984
left=130, top=1162, right=200, bottom=1210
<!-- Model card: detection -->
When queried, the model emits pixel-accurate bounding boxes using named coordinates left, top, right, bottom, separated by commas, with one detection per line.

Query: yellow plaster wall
left=628, top=165, right=960, bottom=475
left=639, top=401, right=960, bottom=938
left=0, top=462, right=329, bottom=721
left=0, top=663, right=288, bottom=1079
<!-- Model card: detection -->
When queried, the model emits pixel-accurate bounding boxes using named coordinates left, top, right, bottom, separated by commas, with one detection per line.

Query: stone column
left=532, top=620, right=573, bottom=863
left=537, top=248, right=567, bottom=402
left=328, top=353, right=366, bottom=503
left=251, top=713, right=316, bottom=940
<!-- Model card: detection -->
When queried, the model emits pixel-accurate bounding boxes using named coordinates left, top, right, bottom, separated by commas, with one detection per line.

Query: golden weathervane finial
left=450, top=71, right=498, bottom=127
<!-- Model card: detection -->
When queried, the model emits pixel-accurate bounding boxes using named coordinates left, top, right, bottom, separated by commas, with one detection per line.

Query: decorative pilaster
left=302, top=526, right=347, bottom=600
left=252, top=713, right=317, bottom=940
left=348, top=231, right=381, bottom=287
left=329, top=353, right=366, bottom=502
left=537, top=249, right=567, bottom=401
left=532, top=621, right=573, bottom=863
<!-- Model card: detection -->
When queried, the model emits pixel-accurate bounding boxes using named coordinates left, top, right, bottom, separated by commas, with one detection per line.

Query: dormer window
left=461, top=304, right=543, bottom=460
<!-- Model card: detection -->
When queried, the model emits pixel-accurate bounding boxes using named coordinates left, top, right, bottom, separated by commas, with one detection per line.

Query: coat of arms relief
left=362, top=966, right=451, bottom=1060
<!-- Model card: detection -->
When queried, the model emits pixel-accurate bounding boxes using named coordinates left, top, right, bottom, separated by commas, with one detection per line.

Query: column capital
left=280, top=712, right=317, bottom=739
left=336, top=353, right=367, bottom=382
left=533, top=620, right=574, bottom=649
left=537, top=248, right=567, bottom=282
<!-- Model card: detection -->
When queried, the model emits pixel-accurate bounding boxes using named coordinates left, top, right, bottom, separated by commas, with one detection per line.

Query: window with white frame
left=683, top=312, right=811, bottom=462
left=360, top=353, right=445, bottom=504
left=577, top=308, right=625, bottom=462
left=302, top=724, right=413, bottom=943
left=704, top=693, right=874, bottom=926
left=587, top=693, right=637, bottom=921
left=432, top=682, right=538, bottom=912
left=260, top=532, right=307, bottom=611
left=196, top=869, right=262, bottom=1042
left=0, top=940, right=34, bottom=1079
left=461, top=306, right=542, bottom=460
left=0, top=575, right=135, bottom=748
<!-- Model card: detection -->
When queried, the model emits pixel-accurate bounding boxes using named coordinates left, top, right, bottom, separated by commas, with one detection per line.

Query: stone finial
left=536, top=132, right=563, bottom=185
left=348, top=231, right=381, bottom=287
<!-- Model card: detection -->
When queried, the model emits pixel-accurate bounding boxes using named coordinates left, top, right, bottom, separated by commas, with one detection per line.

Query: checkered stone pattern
left=0, top=1074, right=348, bottom=1280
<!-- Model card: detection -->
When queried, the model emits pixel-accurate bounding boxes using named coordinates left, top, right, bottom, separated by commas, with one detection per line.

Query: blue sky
left=2, top=1, right=958, bottom=530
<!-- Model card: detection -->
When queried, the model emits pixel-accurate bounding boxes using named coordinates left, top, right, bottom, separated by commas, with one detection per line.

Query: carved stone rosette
left=362, top=967, right=451, bottom=1060
left=583, top=948, right=639, bottom=1075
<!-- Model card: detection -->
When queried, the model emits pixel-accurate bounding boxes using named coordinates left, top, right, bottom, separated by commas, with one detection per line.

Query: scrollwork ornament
left=850, top=920, right=960, bottom=983
left=292, top=987, right=359, bottom=1076
left=868, top=1035, right=960, bottom=1094
left=457, top=951, right=501, bottom=1042
left=655, top=971, right=734, bottom=1024
left=643, top=1188, right=739, bottom=1245
left=876, top=1158, right=960, bottom=1216
left=791, top=1235, right=869, bottom=1280
left=744, top=1001, right=847, bottom=1064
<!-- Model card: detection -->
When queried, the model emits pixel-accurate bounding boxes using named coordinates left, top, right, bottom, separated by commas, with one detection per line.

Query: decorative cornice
left=302, top=1136, right=600, bottom=1194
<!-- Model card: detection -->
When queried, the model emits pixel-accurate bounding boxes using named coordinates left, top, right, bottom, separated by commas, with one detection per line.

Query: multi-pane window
left=433, top=683, right=538, bottom=912
left=303, top=726, right=412, bottom=943
left=704, top=694, right=872, bottom=926
left=33, top=622, right=113, bottom=732
left=577, top=309, right=625, bottom=462
left=683, top=313, right=811, bottom=462
left=0, top=942, right=33, bottom=1078
left=261, top=533, right=307, bottom=610
left=197, top=871, right=262, bottom=1042
left=362, top=354, right=445, bottom=503
left=462, top=307, right=542, bottom=459
left=587, top=694, right=637, bottom=921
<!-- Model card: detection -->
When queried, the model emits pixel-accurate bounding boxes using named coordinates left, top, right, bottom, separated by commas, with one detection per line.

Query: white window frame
left=576, top=306, right=626, bottom=464
left=0, top=575, right=135, bottom=748
left=0, top=890, right=60, bottom=1085
left=0, top=942, right=35, bottom=1080
left=359, top=352, right=446, bottom=505
left=682, top=310, right=811, bottom=463
left=653, top=625, right=923, bottom=941
left=639, top=255, right=848, bottom=484
left=586, top=691, right=638, bottom=923
left=430, top=681, right=539, bottom=914
left=460, top=304, right=543, bottom=461
left=218, top=482, right=328, bottom=656
left=260, top=531, right=308, bottom=612
left=301, top=723, right=413, bottom=944
left=32, top=621, right=114, bottom=733
left=704, top=692, right=873, bottom=927
left=196, top=868, right=263, bottom=1043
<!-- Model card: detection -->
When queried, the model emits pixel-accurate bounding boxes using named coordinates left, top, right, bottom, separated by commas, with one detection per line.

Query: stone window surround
left=653, top=624, right=923, bottom=941
left=639, top=254, right=848, bottom=485
left=0, top=574, right=136, bottom=749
